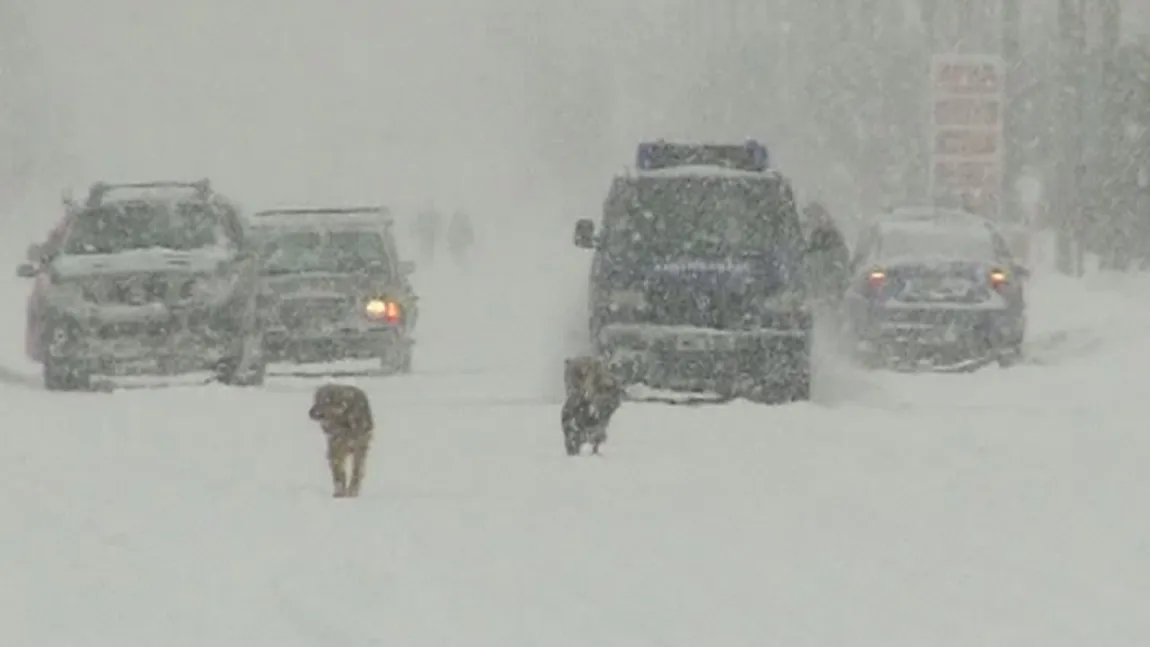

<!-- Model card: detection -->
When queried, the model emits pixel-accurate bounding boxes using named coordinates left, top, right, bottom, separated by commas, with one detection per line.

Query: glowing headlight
left=365, top=298, right=401, bottom=323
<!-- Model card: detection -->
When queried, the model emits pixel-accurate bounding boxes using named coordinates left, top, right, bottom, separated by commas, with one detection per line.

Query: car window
left=260, top=229, right=392, bottom=276
left=602, top=175, right=802, bottom=260
left=62, top=201, right=227, bottom=255
left=877, top=226, right=996, bottom=261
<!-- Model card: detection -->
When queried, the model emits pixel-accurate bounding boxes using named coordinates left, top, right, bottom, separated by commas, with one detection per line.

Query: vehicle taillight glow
left=990, top=269, right=1008, bottom=289
left=365, top=298, right=402, bottom=324
left=864, top=269, right=887, bottom=297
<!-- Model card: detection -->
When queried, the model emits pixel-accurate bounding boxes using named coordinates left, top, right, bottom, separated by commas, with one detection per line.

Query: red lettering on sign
left=934, top=130, right=999, bottom=156
left=933, top=98, right=1000, bottom=126
left=934, top=160, right=1001, bottom=187
left=935, top=62, right=1000, bottom=94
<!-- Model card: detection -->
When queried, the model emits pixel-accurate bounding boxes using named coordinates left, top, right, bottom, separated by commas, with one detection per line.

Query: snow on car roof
left=88, top=183, right=211, bottom=205
left=630, top=165, right=783, bottom=180
left=876, top=216, right=999, bottom=262
left=879, top=217, right=993, bottom=237
left=885, top=205, right=988, bottom=223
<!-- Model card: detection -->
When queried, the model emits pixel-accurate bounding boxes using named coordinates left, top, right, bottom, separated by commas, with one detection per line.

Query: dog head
left=310, top=384, right=354, bottom=421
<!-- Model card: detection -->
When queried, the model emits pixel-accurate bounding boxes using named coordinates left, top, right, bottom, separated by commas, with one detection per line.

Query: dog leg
left=327, top=442, right=349, bottom=498
left=590, top=426, right=606, bottom=455
left=347, top=442, right=369, bottom=497
left=564, top=432, right=581, bottom=456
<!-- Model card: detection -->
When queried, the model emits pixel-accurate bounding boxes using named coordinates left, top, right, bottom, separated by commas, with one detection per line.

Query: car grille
left=884, top=308, right=986, bottom=327
left=95, top=319, right=173, bottom=339
left=642, top=290, right=753, bottom=330
left=83, top=274, right=197, bottom=306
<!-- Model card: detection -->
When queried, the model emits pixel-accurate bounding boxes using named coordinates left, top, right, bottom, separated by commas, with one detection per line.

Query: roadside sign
left=929, top=54, right=1005, bottom=222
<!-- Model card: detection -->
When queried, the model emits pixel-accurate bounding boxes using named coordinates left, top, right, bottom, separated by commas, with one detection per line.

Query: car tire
left=41, top=320, right=91, bottom=391
left=996, top=343, right=1023, bottom=368
left=779, top=345, right=812, bottom=402
left=379, top=342, right=413, bottom=375
left=215, top=327, right=266, bottom=387
left=216, top=352, right=266, bottom=386
left=748, top=337, right=812, bottom=404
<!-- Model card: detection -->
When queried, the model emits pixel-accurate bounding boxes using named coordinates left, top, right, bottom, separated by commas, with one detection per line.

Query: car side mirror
left=574, top=219, right=595, bottom=249
left=16, top=263, right=38, bottom=278
left=399, top=260, right=415, bottom=276
left=25, top=243, right=43, bottom=262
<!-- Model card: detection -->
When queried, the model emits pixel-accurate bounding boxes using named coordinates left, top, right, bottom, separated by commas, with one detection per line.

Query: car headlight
left=365, top=298, right=401, bottom=323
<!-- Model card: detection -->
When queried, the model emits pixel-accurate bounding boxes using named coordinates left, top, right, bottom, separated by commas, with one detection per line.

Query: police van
left=572, top=140, right=812, bottom=402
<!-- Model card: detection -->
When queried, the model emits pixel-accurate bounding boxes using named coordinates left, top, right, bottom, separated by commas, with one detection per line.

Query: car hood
left=51, top=247, right=233, bottom=278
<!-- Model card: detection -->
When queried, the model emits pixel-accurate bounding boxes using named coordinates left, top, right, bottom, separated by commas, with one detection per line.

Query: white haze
left=2, top=0, right=1148, bottom=385
left=8, top=0, right=1150, bottom=228
left=4, top=2, right=1150, bottom=644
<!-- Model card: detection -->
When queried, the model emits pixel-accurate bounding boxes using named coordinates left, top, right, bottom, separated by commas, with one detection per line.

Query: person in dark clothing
left=412, top=204, right=442, bottom=263
left=802, top=201, right=851, bottom=302
left=446, top=210, right=475, bottom=264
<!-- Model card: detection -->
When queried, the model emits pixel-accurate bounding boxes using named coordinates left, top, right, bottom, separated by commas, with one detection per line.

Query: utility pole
left=920, top=0, right=937, bottom=52
left=1098, top=0, right=1124, bottom=268
left=1001, top=0, right=1021, bottom=223
left=1055, top=0, right=1086, bottom=275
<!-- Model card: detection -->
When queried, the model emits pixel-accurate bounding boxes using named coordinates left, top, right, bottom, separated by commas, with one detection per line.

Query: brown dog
left=561, top=356, right=625, bottom=455
left=308, top=384, right=374, bottom=498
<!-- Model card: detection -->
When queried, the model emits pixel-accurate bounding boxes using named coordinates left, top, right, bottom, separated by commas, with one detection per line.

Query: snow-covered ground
left=3, top=231, right=1150, bottom=645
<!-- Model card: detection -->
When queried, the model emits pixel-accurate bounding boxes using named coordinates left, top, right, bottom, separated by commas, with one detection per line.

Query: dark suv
left=572, top=141, right=813, bottom=401
left=16, top=180, right=266, bottom=390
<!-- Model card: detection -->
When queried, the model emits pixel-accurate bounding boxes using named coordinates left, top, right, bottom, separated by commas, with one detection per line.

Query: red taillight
left=384, top=301, right=401, bottom=324
left=989, top=269, right=1008, bottom=290
left=864, top=270, right=887, bottom=296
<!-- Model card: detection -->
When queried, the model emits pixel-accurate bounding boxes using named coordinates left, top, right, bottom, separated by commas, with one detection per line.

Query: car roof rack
left=86, top=179, right=212, bottom=207
left=253, top=206, right=389, bottom=217
left=634, top=139, right=770, bottom=172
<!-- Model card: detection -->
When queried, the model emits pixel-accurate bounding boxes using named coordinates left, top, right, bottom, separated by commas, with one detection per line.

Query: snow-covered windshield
left=62, top=202, right=227, bottom=255
left=879, top=227, right=996, bottom=261
left=603, top=177, right=801, bottom=259
left=259, top=229, right=392, bottom=276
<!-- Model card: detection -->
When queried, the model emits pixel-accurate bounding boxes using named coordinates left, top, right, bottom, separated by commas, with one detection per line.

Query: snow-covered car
left=573, top=140, right=812, bottom=402
left=248, top=207, right=418, bottom=373
left=843, top=209, right=1029, bottom=369
left=15, top=180, right=266, bottom=390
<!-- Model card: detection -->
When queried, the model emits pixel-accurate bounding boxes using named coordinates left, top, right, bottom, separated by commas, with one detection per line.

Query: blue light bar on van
left=635, top=140, right=769, bottom=172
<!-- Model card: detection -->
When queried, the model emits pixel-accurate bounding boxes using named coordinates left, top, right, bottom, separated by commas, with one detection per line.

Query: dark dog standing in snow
left=309, top=384, right=374, bottom=497
left=561, top=356, right=625, bottom=456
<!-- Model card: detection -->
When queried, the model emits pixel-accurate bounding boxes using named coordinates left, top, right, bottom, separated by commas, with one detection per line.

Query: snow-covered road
left=3, top=236, right=1150, bottom=646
